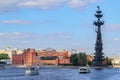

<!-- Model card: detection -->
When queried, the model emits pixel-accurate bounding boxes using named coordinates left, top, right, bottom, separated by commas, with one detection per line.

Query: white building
left=0, top=47, right=23, bottom=60
left=111, top=57, right=120, bottom=68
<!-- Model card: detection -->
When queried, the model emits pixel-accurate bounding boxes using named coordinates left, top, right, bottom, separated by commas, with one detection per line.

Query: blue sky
left=0, top=0, right=120, bottom=56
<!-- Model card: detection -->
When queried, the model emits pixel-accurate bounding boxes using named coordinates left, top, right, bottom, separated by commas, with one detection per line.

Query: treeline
left=0, top=53, right=10, bottom=60
left=70, top=52, right=112, bottom=66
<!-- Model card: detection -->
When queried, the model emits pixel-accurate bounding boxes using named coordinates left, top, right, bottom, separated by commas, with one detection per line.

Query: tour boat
left=25, top=67, right=39, bottom=76
left=79, top=66, right=90, bottom=73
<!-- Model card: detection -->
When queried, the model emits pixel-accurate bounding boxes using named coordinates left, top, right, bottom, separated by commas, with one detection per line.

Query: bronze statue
left=93, top=6, right=104, bottom=69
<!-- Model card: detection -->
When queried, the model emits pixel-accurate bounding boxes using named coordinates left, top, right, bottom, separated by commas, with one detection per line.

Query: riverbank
left=5, top=64, right=113, bottom=69
left=5, top=65, right=80, bottom=69
left=42, top=65, right=80, bottom=69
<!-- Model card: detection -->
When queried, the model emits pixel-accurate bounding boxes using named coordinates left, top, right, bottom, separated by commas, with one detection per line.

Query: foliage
left=70, top=53, right=112, bottom=66
left=77, top=53, right=87, bottom=66
left=0, top=53, right=10, bottom=60
left=105, top=56, right=112, bottom=65
left=70, top=54, right=79, bottom=66
left=87, top=61, right=93, bottom=66
left=70, top=52, right=87, bottom=66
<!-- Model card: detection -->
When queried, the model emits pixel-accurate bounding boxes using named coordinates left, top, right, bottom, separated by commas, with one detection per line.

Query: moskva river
left=0, top=66, right=120, bottom=80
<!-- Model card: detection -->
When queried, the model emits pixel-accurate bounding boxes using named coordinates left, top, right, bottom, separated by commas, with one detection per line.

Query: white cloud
left=0, top=32, right=73, bottom=48
left=0, top=33, right=5, bottom=36
left=112, top=38, right=120, bottom=41
left=18, top=0, right=67, bottom=10
left=45, top=33, right=72, bottom=40
left=68, top=0, right=87, bottom=9
left=1, top=20, right=56, bottom=25
left=68, top=0, right=99, bottom=10
left=0, top=0, right=102, bottom=13
left=0, top=0, right=67, bottom=13
left=0, top=0, right=20, bottom=13
left=105, top=24, right=120, bottom=31
left=12, top=32, right=21, bottom=36
left=2, top=20, right=34, bottom=25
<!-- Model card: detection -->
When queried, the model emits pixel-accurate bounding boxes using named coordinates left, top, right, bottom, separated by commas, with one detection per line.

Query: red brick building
left=12, top=48, right=71, bottom=66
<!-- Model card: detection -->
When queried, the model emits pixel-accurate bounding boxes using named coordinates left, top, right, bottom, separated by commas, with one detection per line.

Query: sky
left=0, top=0, right=120, bottom=56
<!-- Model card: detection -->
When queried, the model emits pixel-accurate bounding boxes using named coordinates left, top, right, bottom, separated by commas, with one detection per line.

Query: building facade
left=0, top=47, right=23, bottom=60
left=111, top=57, right=120, bottom=68
left=12, top=48, right=71, bottom=66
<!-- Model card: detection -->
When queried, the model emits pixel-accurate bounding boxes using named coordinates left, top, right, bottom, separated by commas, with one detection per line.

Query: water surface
left=0, top=67, right=120, bottom=80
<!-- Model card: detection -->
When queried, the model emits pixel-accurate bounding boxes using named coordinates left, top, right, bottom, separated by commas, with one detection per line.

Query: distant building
left=12, top=48, right=71, bottom=66
left=86, top=54, right=94, bottom=62
left=0, top=47, right=23, bottom=60
left=111, top=57, right=120, bottom=68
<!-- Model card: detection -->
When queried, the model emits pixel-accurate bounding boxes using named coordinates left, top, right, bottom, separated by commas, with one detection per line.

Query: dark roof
left=40, top=56, right=57, bottom=60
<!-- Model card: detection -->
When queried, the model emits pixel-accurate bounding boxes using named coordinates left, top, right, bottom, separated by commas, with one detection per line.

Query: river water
left=0, top=67, right=120, bottom=80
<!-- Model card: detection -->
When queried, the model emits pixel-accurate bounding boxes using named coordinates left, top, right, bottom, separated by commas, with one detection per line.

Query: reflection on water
left=0, top=67, right=120, bottom=80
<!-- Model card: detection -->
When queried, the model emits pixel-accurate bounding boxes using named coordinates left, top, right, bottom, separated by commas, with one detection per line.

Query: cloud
left=0, top=0, right=67, bottom=13
left=0, top=0, right=102, bottom=13
left=0, top=33, right=5, bottom=36
left=2, top=20, right=34, bottom=25
left=112, top=38, right=120, bottom=41
left=105, top=24, right=120, bottom=31
left=12, top=32, right=21, bottom=36
left=0, top=32, right=73, bottom=48
left=2, top=20, right=56, bottom=25
left=34, top=32, right=73, bottom=41
left=68, top=0, right=87, bottom=10
left=68, top=0, right=99, bottom=10
left=18, top=0, right=67, bottom=10
left=0, top=0, right=20, bottom=13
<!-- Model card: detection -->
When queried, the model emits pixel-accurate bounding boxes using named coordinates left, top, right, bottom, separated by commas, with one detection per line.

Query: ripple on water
left=0, top=67, right=120, bottom=80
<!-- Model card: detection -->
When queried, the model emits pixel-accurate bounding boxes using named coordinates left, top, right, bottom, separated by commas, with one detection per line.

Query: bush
left=0, top=53, right=10, bottom=60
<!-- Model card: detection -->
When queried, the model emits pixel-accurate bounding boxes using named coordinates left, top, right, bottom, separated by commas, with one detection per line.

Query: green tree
left=0, top=53, right=10, bottom=60
left=77, top=53, right=87, bottom=66
left=106, top=56, right=112, bottom=65
left=70, top=54, right=79, bottom=66
left=70, top=52, right=87, bottom=66
left=87, top=61, right=93, bottom=66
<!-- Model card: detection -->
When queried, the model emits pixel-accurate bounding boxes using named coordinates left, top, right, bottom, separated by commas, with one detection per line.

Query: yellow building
left=111, top=57, right=120, bottom=68
left=0, top=47, right=23, bottom=60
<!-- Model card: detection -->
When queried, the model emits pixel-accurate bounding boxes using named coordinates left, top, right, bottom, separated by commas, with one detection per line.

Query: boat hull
left=79, top=67, right=90, bottom=73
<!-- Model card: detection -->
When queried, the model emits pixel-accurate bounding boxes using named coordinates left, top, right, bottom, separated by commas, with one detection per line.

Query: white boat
left=79, top=66, right=90, bottom=73
left=25, top=67, right=39, bottom=76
